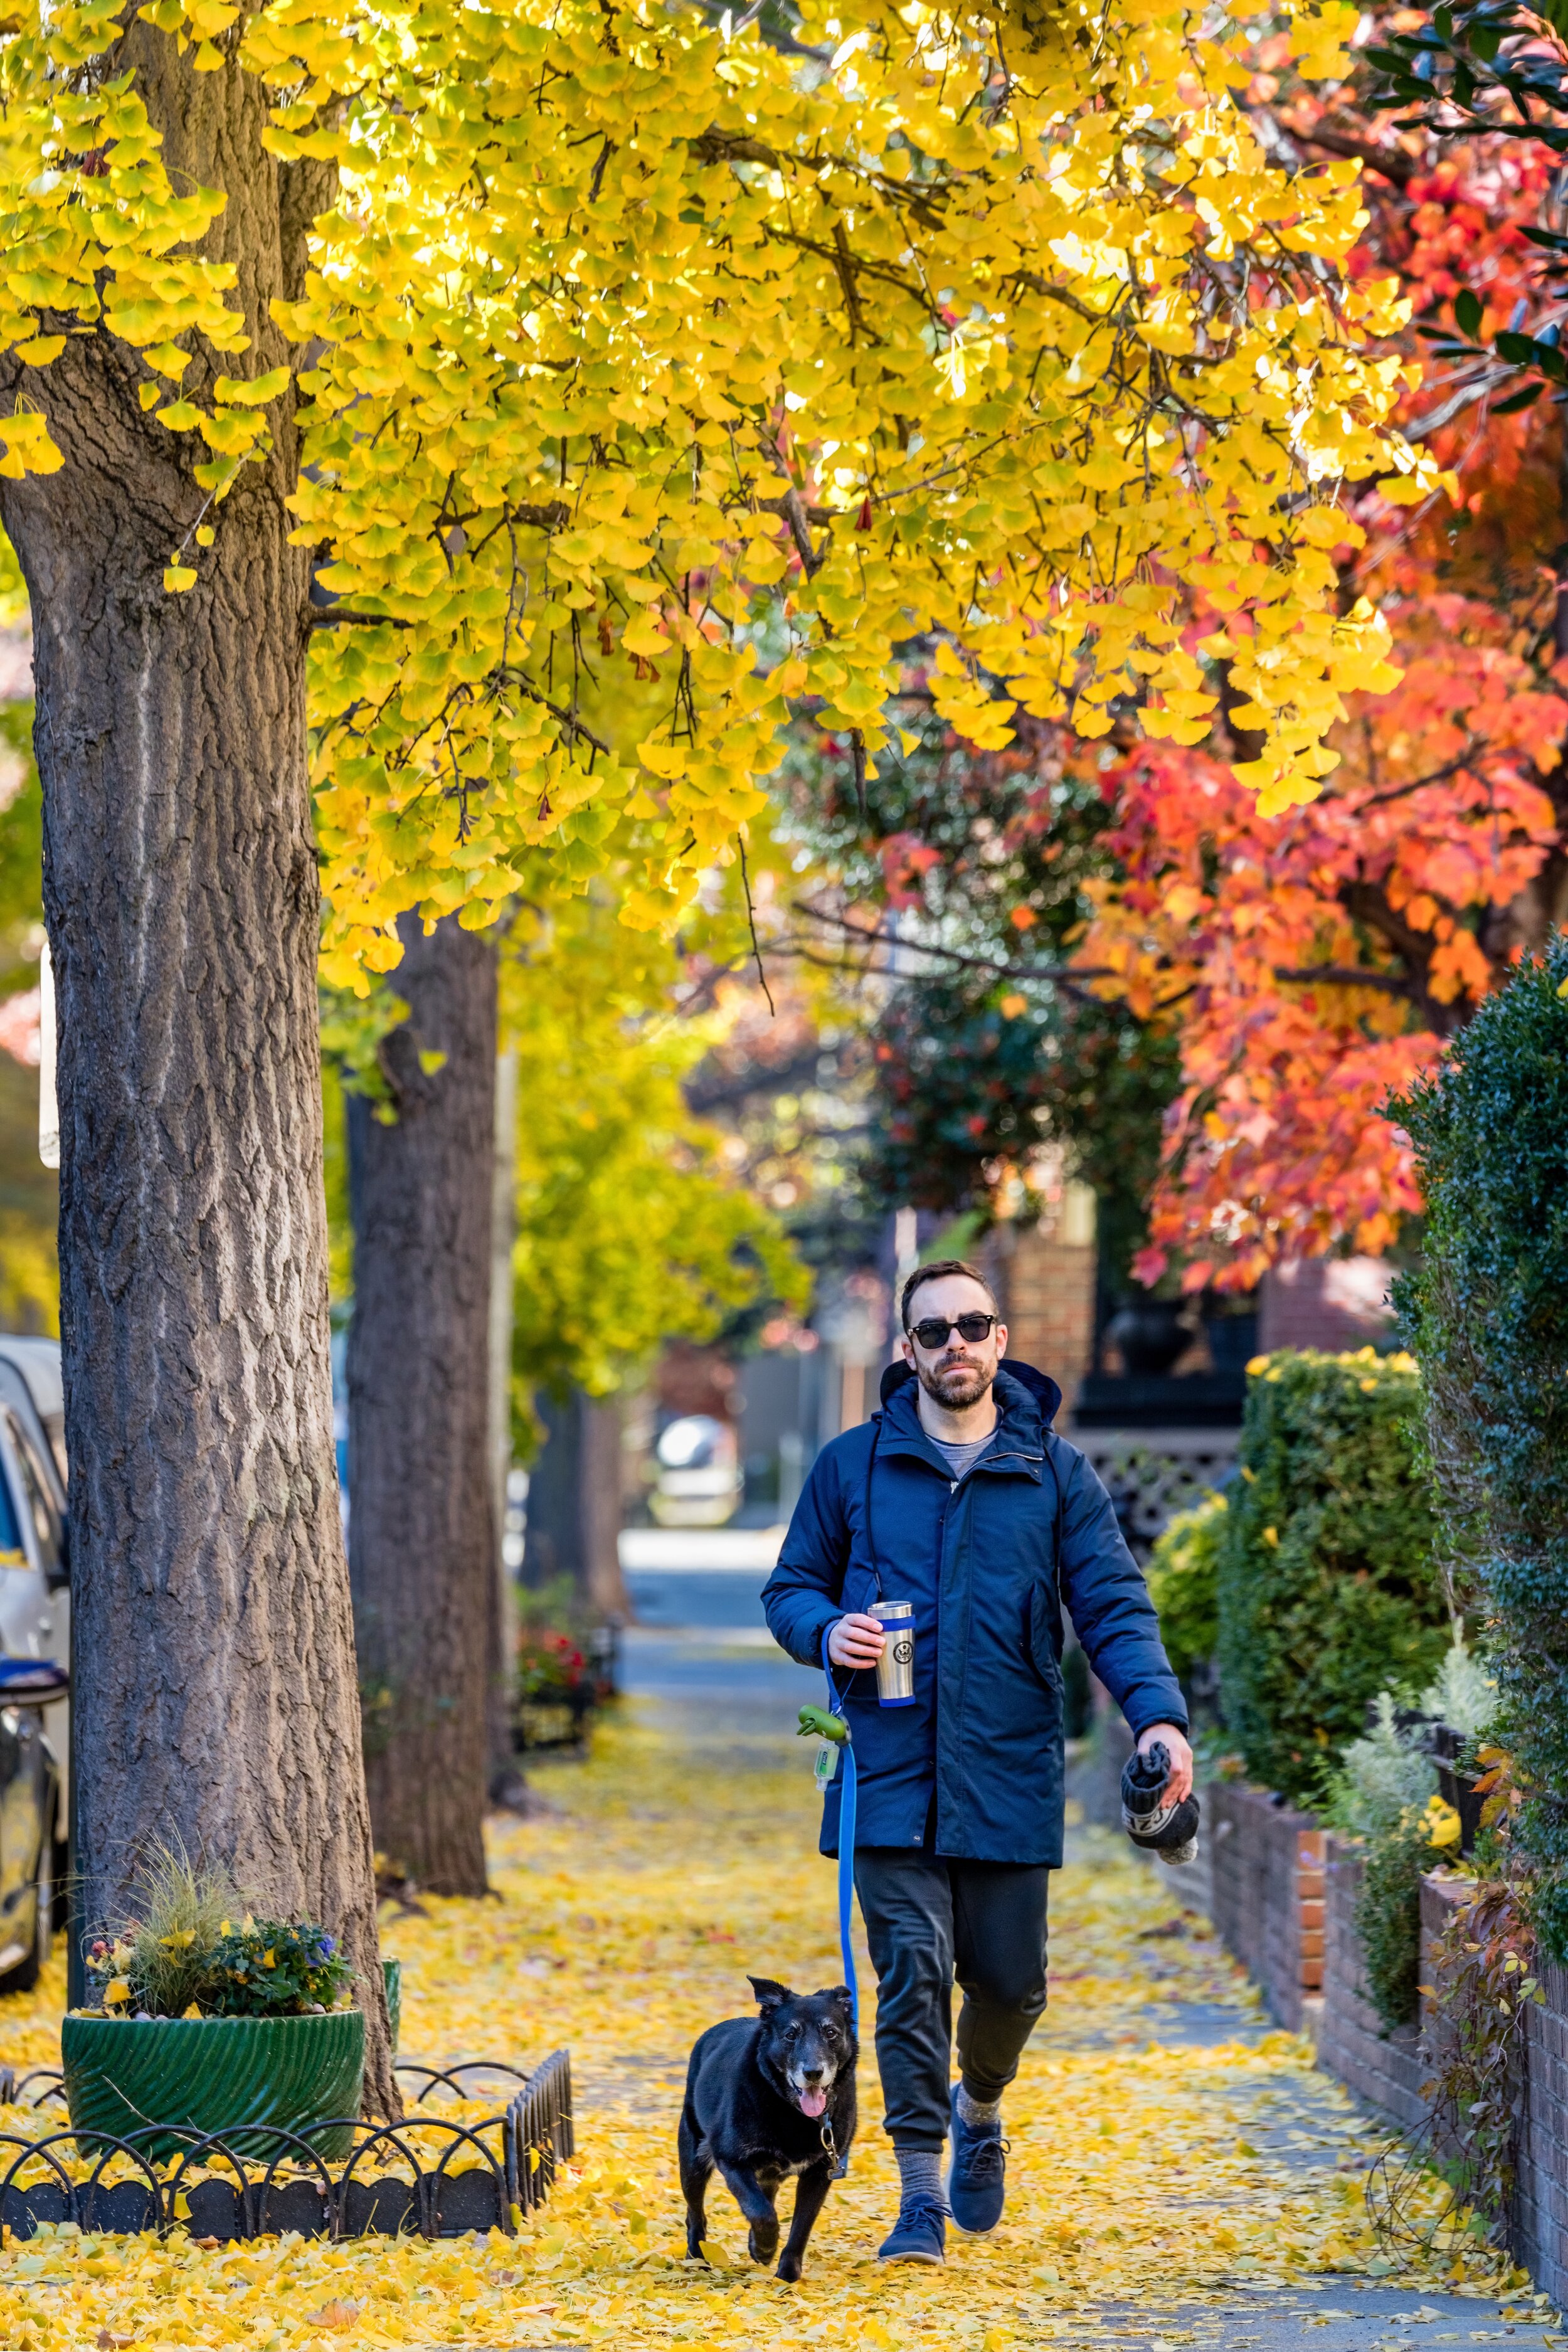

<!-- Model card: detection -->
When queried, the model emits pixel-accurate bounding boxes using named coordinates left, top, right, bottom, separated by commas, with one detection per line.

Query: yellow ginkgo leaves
left=0, top=0, right=1427, bottom=977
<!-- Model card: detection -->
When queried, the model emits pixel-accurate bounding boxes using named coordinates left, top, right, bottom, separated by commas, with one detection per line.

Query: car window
left=41, top=1416, right=66, bottom=1492
left=0, top=1434, right=24, bottom=1567
left=1, top=1412, right=55, bottom=1572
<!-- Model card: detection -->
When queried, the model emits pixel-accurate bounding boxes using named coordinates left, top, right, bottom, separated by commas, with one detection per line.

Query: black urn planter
left=1106, top=1301, right=1192, bottom=1377
left=1430, top=1724, right=1486, bottom=1855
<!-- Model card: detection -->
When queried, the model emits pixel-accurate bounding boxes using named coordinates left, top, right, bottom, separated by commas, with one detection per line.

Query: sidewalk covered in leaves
left=0, top=1716, right=1545, bottom=2350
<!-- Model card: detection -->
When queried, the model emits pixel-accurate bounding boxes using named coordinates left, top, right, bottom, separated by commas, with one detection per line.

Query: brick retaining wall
left=1206, top=1781, right=1324, bottom=2032
left=1515, top=1949, right=1568, bottom=2305
left=1314, top=1836, right=1427, bottom=2133
left=1203, top=1792, right=1568, bottom=2304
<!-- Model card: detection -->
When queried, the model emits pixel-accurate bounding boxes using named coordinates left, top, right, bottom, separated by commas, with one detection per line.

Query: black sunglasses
left=908, top=1313, right=997, bottom=1350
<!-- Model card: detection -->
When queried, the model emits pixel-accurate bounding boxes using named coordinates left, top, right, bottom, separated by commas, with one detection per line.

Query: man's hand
left=828, top=1613, right=886, bottom=1671
left=1138, top=1722, right=1194, bottom=1807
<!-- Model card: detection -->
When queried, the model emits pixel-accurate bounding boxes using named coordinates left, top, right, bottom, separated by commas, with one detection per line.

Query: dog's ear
left=830, top=1985, right=855, bottom=2018
left=748, top=1975, right=790, bottom=2011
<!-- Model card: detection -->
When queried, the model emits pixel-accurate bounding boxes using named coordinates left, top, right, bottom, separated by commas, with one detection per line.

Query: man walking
left=762, top=1259, right=1192, bottom=2264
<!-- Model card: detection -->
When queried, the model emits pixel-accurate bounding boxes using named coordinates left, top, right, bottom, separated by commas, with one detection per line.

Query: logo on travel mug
left=874, top=1602, right=916, bottom=1708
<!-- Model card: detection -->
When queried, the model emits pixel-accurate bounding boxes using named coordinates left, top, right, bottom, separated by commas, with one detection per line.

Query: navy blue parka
left=761, top=1358, right=1187, bottom=1867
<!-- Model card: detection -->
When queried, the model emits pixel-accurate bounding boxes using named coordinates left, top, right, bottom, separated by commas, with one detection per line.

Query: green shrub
left=1216, top=1347, right=1449, bottom=1807
left=1145, top=1490, right=1226, bottom=1686
left=1325, top=1693, right=1439, bottom=2030
left=1354, top=1808, right=1439, bottom=2031
left=1394, top=936, right=1568, bottom=1957
left=1322, top=1640, right=1496, bottom=2030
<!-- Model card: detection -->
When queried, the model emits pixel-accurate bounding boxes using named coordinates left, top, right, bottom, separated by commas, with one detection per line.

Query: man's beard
left=916, top=1355, right=995, bottom=1409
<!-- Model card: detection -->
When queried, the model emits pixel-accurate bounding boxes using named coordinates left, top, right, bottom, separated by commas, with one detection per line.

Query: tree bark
left=0, top=49, right=396, bottom=2108
left=347, top=916, right=496, bottom=1895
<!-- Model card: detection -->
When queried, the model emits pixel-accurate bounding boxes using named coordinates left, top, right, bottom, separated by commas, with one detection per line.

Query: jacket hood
left=877, top=1355, right=1062, bottom=1430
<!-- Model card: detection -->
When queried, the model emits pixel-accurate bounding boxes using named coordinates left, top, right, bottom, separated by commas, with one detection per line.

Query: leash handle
left=822, top=1638, right=859, bottom=2037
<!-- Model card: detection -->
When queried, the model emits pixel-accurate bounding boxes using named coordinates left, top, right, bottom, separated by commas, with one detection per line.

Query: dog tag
left=813, top=1739, right=839, bottom=1790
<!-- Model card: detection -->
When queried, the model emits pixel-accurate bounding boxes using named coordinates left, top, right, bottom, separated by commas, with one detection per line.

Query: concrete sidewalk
left=605, top=1555, right=1559, bottom=2351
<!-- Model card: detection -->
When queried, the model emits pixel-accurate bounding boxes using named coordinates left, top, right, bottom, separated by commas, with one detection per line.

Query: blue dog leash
left=822, top=1648, right=859, bottom=2038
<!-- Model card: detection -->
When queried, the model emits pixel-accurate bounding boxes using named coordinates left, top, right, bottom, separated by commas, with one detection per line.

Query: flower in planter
left=82, top=1846, right=355, bottom=2019
left=1424, top=1793, right=1464, bottom=1850
left=518, top=1629, right=588, bottom=1702
left=201, top=1918, right=354, bottom=2017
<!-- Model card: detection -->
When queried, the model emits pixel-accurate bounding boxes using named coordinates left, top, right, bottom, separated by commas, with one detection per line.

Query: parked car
left=0, top=1337, right=70, bottom=1989
left=650, top=1414, right=742, bottom=1528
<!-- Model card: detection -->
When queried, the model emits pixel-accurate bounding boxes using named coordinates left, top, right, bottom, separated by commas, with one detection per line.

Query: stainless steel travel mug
left=875, top=1601, right=916, bottom=1708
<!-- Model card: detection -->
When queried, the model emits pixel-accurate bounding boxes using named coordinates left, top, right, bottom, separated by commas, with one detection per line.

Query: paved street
left=618, top=1524, right=818, bottom=1758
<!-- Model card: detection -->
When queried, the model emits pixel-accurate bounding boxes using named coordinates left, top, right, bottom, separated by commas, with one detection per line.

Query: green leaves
left=203, top=1918, right=354, bottom=2016
left=1216, top=1349, right=1448, bottom=1810
left=1420, top=292, right=1568, bottom=401
left=1396, top=940, right=1568, bottom=1957
left=1362, top=0, right=1568, bottom=135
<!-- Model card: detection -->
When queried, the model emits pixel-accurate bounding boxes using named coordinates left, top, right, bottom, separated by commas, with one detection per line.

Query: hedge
left=1394, top=938, right=1568, bottom=1954
left=1216, top=1347, right=1449, bottom=1808
left=1145, top=1490, right=1224, bottom=1689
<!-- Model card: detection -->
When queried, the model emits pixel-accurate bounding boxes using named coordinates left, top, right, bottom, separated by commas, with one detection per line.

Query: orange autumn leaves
left=1081, top=120, right=1568, bottom=1290
left=1083, top=614, right=1568, bottom=1289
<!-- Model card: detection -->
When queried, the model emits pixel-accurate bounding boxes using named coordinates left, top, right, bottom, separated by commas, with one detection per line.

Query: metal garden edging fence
left=0, top=2048, right=573, bottom=2245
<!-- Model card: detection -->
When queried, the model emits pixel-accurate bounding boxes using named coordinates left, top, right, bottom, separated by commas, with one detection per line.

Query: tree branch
left=1273, top=963, right=1415, bottom=995
left=493, top=669, right=612, bottom=756
left=310, top=608, right=412, bottom=628
left=1292, top=124, right=1420, bottom=187
left=790, top=899, right=1110, bottom=983
left=777, top=489, right=827, bottom=576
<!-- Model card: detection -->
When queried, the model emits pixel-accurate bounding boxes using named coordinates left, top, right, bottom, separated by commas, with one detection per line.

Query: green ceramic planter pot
left=382, top=1958, right=401, bottom=2055
left=62, top=2008, right=365, bottom=2163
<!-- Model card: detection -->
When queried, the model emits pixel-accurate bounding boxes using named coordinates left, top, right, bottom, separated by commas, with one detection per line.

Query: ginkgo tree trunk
left=0, top=60, right=397, bottom=2110
left=347, top=914, right=497, bottom=1897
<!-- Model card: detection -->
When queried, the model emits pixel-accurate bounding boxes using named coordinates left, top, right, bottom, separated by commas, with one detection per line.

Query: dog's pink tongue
left=800, top=2087, right=828, bottom=2119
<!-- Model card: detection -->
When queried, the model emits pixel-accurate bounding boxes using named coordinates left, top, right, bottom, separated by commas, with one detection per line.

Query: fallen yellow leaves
left=0, top=1714, right=1513, bottom=2349
left=303, top=2299, right=361, bottom=2331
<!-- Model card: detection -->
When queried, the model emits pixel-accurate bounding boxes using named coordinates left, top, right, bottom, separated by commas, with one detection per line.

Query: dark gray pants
left=853, top=1847, right=1049, bottom=2149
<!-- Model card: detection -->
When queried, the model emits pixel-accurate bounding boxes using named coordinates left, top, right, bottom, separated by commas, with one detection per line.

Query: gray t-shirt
left=930, top=1429, right=998, bottom=1483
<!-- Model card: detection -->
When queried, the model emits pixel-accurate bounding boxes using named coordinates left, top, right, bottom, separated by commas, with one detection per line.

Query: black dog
left=679, top=1975, right=857, bottom=2280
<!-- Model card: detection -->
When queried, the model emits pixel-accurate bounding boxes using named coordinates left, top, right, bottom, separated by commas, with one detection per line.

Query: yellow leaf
left=1375, top=474, right=1432, bottom=507
left=213, top=366, right=291, bottom=407
left=304, top=2299, right=361, bottom=2332
left=163, top=563, right=198, bottom=592
left=1424, top=1794, right=1463, bottom=1849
